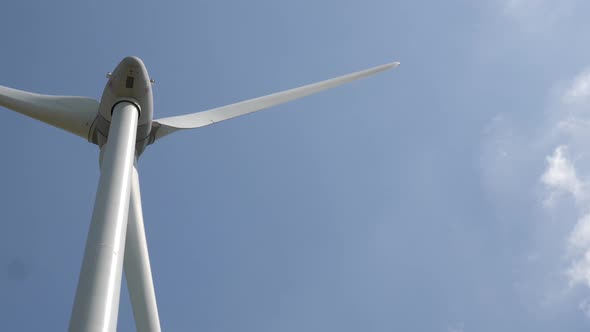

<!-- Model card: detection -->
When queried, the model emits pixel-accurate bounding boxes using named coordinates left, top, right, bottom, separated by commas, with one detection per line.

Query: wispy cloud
left=579, top=298, right=590, bottom=317
left=503, top=0, right=545, bottom=17
left=567, top=214, right=590, bottom=287
left=501, top=0, right=578, bottom=34
left=502, top=0, right=574, bottom=19
left=563, top=68, right=590, bottom=104
left=483, top=63, right=590, bottom=318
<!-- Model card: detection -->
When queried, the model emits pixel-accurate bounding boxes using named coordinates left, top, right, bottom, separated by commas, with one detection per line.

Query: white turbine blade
left=0, top=85, right=99, bottom=139
left=151, top=61, right=399, bottom=140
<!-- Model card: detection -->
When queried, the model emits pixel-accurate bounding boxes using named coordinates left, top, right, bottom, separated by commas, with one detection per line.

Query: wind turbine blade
left=0, top=85, right=99, bottom=139
left=124, top=165, right=161, bottom=332
left=151, top=61, right=399, bottom=141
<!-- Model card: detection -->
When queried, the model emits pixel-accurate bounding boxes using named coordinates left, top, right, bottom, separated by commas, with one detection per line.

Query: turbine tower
left=0, top=56, right=399, bottom=331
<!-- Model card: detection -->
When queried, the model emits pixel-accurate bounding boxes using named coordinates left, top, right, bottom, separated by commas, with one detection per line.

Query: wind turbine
left=0, top=56, right=399, bottom=332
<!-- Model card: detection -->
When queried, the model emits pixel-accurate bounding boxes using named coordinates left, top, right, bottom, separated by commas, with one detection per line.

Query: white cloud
left=479, top=65, right=590, bottom=317
left=534, top=67, right=590, bottom=314
left=539, top=144, right=590, bottom=291
left=541, top=146, right=586, bottom=205
left=475, top=0, right=590, bottom=321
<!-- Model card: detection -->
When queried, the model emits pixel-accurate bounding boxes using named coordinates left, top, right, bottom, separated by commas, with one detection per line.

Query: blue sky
left=2, top=0, right=590, bottom=331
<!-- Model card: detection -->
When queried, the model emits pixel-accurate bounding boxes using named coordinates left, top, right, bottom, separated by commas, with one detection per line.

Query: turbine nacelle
left=90, top=56, right=154, bottom=155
